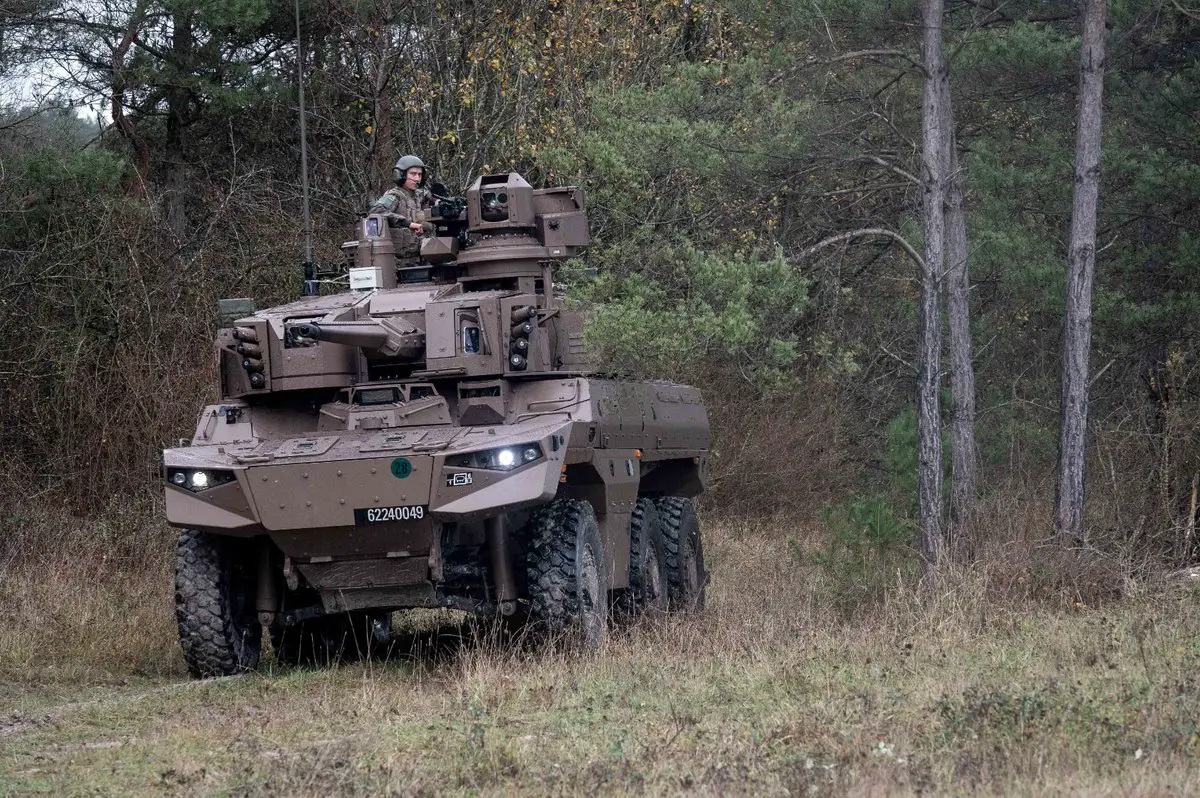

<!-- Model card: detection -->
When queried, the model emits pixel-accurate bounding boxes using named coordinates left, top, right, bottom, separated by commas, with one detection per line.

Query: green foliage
left=721, top=0, right=916, bottom=41
left=960, top=20, right=1077, bottom=79
left=809, top=410, right=931, bottom=611
left=817, top=492, right=912, bottom=564
left=572, top=244, right=810, bottom=393
left=190, top=0, right=273, bottom=31
left=0, top=142, right=130, bottom=249
left=811, top=491, right=914, bottom=615
left=540, top=57, right=818, bottom=250
left=883, top=409, right=921, bottom=509
left=13, top=149, right=127, bottom=199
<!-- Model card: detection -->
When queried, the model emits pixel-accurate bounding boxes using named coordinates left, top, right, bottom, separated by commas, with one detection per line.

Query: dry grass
left=0, top=498, right=180, bottom=684
left=2, top=501, right=1199, bottom=795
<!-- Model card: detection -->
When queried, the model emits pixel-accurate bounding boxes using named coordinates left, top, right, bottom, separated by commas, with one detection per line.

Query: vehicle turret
left=215, top=173, right=591, bottom=400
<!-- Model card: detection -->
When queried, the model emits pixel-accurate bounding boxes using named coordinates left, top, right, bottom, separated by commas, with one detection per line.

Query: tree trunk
left=941, top=84, right=977, bottom=557
left=164, top=9, right=193, bottom=243
left=110, top=0, right=150, bottom=197
left=1056, top=0, right=1106, bottom=545
left=918, top=0, right=947, bottom=573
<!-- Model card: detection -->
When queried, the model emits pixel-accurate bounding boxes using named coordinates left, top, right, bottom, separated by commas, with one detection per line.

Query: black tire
left=620, top=498, right=668, bottom=617
left=654, top=497, right=707, bottom=612
left=524, top=498, right=609, bottom=647
left=271, top=610, right=390, bottom=667
left=175, top=529, right=262, bottom=678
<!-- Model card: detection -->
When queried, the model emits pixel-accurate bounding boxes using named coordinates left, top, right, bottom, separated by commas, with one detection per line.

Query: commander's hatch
left=317, top=382, right=451, bottom=431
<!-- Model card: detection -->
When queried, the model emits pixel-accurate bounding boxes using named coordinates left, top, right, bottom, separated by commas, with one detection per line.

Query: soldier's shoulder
left=372, top=190, right=401, bottom=210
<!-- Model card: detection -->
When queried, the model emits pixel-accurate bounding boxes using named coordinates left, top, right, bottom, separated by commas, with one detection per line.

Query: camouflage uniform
left=369, top=186, right=433, bottom=261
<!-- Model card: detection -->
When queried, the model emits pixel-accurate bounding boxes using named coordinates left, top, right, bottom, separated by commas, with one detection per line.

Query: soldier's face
left=404, top=167, right=423, bottom=190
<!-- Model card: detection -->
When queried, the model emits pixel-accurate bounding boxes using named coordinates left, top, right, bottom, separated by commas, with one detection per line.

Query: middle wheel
left=620, top=498, right=669, bottom=617
left=524, top=498, right=609, bottom=648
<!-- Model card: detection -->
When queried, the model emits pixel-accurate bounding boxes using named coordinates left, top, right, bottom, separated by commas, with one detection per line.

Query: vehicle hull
left=164, top=378, right=708, bottom=613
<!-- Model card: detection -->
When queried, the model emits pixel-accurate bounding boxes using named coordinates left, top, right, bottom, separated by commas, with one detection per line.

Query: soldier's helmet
left=393, top=154, right=427, bottom=187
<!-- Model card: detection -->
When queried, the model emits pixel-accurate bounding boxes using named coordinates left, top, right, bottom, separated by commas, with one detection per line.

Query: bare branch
left=1172, top=0, right=1200, bottom=21
left=0, top=105, right=60, bottom=131
left=853, top=154, right=921, bottom=185
left=769, top=48, right=921, bottom=85
left=789, top=227, right=926, bottom=270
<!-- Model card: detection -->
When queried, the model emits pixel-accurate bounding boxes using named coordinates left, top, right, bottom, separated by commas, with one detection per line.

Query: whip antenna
left=295, top=0, right=313, bottom=268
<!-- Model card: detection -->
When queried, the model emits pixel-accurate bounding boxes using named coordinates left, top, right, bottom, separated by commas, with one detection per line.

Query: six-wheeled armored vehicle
left=166, top=173, right=710, bottom=677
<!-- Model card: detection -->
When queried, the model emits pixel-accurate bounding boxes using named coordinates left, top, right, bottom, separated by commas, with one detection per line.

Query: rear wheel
left=620, top=498, right=668, bottom=617
left=524, top=498, right=609, bottom=647
left=175, top=530, right=262, bottom=678
left=271, top=611, right=390, bottom=667
left=654, top=497, right=707, bottom=612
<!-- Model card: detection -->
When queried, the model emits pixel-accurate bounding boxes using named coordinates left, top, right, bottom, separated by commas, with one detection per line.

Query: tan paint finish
left=433, top=458, right=561, bottom=518
left=424, top=290, right=509, bottom=376
left=591, top=448, right=641, bottom=590
left=247, top=457, right=433, bottom=531
left=191, top=404, right=254, bottom=446
left=165, top=485, right=260, bottom=533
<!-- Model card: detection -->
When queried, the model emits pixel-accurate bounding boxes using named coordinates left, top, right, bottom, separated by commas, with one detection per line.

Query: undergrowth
left=2, top=496, right=1199, bottom=794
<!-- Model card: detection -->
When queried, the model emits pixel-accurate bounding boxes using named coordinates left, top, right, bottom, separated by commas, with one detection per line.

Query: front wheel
left=654, top=497, right=707, bottom=612
left=524, top=498, right=609, bottom=648
left=175, top=530, right=262, bottom=678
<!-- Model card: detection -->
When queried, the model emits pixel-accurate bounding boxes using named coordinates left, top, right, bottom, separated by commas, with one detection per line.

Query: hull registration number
left=354, top=505, right=426, bottom=524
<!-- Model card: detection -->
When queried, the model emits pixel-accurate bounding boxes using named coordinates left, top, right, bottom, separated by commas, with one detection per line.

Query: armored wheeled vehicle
left=166, top=173, right=710, bottom=677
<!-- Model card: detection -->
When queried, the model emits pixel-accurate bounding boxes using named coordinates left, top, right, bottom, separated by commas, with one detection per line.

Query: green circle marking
left=390, top=457, right=413, bottom=479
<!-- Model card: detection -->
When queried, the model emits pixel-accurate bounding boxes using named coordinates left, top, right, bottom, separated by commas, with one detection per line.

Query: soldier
left=369, top=154, right=434, bottom=263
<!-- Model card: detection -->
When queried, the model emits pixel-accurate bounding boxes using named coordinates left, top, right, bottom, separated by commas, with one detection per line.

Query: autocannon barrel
left=288, top=319, right=425, bottom=361
left=295, top=321, right=389, bottom=349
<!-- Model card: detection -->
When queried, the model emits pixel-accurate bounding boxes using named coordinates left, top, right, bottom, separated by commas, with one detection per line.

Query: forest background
left=2, top=0, right=1198, bottom=571
left=2, top=0, right=1200, bottom=792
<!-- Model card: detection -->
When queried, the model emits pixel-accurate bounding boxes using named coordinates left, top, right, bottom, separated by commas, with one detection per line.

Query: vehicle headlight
left=446, top=443, right=543, bottom=471
left=166, top=468, right=236, bottom=492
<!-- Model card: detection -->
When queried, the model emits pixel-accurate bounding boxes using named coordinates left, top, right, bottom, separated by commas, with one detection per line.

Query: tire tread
left=175, top=530, right=261, bottom=678
left=653, top=497, right=707, bottom=612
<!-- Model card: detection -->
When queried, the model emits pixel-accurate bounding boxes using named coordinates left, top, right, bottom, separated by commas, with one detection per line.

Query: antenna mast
left=295, top=0, right=313, bottom=266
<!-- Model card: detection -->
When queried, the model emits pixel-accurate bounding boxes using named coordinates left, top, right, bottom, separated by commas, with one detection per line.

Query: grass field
left=2, top=509, right=1199, bottom=796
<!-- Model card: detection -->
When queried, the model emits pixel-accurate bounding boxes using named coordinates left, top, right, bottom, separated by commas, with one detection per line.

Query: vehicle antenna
left=295, top=0, right=313, bottom=268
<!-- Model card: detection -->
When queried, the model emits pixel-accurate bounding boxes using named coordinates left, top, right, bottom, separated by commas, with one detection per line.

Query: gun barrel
left=298, top=321, right=390, bottom=349
left=290, top=319, right=424, bottom=360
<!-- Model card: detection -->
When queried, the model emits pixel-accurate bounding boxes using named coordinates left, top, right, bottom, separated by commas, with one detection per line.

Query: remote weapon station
left=166, top=173, right=711, bottom=676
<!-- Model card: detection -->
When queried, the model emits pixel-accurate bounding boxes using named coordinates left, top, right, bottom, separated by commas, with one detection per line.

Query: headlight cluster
left=167, top=468, right=236, bottom=492
left=446, top=443, right=543, bottom=471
